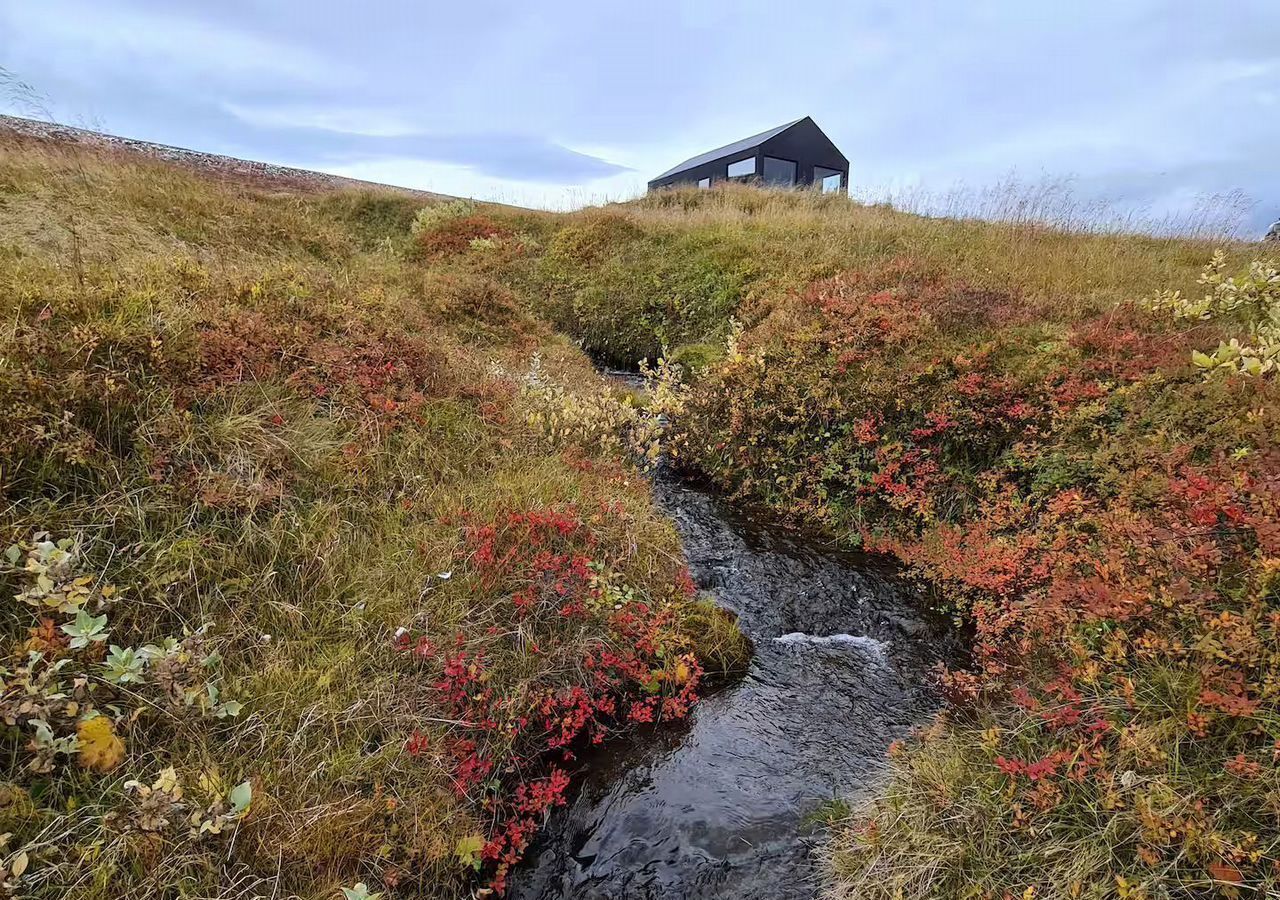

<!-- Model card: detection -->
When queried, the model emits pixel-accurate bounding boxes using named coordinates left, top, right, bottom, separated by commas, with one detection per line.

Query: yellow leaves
left=1102, top=634, right=1129, bottom=664
left=649, top=657, right=694, bottom=687
left=18, top=572, right=92, bottom=615
left=454, top=833, right=485, bottom=870
left=123, top=766, right=184, bottom=832
left=197, top=769, right=226, bottom=798
left=10, top=536, right=120, bottom=617
left=1258, top=558, right=1280, bottom=598
left=125, top=765, right=182, bottom=801
left=153, top=766, right=182, bottom=800
left=187, top=773, right=253, bottom=835
left=76, top=716, right=125, bottom=772
left=9, top=850, right=29, bottom=878
left=1114, top=875, right=1146, bottom=899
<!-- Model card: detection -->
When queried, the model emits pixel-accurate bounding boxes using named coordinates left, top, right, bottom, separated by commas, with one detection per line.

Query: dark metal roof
left=653, top=117, right=806, bottom=180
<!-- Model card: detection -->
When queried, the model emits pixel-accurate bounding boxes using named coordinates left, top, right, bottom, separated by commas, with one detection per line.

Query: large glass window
left=815, top=166, right=843, bottom=193
left=697, top=177, right=711, bottom=189
left=726, top=157, right=755, bottom=178
left=762, top=156, right=797, bottom=187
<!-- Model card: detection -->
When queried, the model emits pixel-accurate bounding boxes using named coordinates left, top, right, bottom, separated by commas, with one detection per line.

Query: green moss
left=670, top=342, right=725, bottom=375
left=322, top=190, right=422, bottom=249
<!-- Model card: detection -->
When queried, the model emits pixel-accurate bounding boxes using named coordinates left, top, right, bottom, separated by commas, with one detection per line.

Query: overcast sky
left=2, top=0, right=1277, bottom=234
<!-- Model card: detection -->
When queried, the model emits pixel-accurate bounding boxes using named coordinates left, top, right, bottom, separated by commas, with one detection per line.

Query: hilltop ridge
left=0, top=113, right=450, bottom=198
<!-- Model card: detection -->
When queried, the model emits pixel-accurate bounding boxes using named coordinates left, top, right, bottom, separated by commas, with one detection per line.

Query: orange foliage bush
left=670, top=262, right=1280, bottom=891
left=416, top=215, right=512, bottom=258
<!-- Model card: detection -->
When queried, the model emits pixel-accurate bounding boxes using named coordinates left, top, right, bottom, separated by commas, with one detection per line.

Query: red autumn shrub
left=396, top=504, right=704, bottom=893
left=668, top=261, right=1280, bottom=893
left=416, top=215, right=512, bottom=258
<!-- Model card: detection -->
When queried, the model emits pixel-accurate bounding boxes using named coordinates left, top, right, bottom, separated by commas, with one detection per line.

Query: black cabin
left=647, top=116, right=848, bottom=193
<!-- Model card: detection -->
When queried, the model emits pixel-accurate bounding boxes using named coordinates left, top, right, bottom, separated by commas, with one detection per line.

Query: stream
left=508, top=473, right=956, bottom=900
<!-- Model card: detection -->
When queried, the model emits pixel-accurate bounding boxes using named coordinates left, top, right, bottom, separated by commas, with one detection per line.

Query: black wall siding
left=647, top=117, right=848, bottom=192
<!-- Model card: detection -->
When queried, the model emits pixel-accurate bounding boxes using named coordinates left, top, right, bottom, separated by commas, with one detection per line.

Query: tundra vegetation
left=537, top=186, right=1279, bottom=899
left=0, top=136, right=743, bottom=899
left=0, top=130, right=1276, bottom=900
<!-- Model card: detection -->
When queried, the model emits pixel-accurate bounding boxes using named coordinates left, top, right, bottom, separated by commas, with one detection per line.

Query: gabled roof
left=653, top=117, right=806, bottom=180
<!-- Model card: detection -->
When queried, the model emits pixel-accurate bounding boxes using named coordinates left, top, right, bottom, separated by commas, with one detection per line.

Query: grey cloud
left=221, top=118, right=632, bottom=182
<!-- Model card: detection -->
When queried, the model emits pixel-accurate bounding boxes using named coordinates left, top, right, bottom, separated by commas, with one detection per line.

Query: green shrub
left=323, top=191, right=422, bottom=249
left=669, top=342, right=724, bottom=376
left=409, top=198, right=478, bottom=236
left=535, top=221, right=748, bottom=366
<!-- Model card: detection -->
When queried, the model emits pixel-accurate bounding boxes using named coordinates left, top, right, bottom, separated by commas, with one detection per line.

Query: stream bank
left=509, top=475, right=956, bottom=900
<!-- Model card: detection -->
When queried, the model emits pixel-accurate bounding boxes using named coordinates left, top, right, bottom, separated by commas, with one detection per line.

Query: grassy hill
left=534, top=186, right=1279, bottom=899
left=0, top=132, right=743, bottom=898
left=2, top=130, right=1278, bottom=900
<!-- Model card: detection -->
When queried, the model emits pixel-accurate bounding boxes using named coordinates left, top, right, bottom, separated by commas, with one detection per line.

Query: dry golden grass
left=0, top=137, right=733, bottom=899
left=527, top=183, right=1259, bottom=369
left=624, top=184, right=1253, bottom=308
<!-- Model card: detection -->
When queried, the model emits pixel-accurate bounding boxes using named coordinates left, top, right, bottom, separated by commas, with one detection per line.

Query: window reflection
left=815, top=167, right=843, bottom=193
left=762, top=156, right=797, bottom=187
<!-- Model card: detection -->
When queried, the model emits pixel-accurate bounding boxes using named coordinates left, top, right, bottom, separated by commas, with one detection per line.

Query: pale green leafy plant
left=3, top=535, right=244, bottom=778
left=1147, top=250, right=1280, bottom=376
left=61, top=609, right=109, bottom=649
left=454, top=833, right=485, bottom=871
left=102, top=645, right=145, bottom=684
left=515, top=353, right=665, bottom=469
left=8, top=534, right=118, bottom=615
left=190, top=779, right=253, bottom=837
left=639, top=355, right=689, bottom=422
left=1, top=653, right=81, bottom=772
left=26, top=713, right=80, bottom=775
left=138, top=637, right=181, bottom=662
left=206, top=683, right=243, bottom=719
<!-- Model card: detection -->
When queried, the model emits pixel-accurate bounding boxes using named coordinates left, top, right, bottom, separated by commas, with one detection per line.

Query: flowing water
left=509, top=475, right=956, bottom=900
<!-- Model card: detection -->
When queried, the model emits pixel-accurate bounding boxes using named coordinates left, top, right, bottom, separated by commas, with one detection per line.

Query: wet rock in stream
left=508, top=479, right=955, bottom=900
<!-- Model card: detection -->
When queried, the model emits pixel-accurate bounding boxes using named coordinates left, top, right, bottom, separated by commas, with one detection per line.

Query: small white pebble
left=261, top=633, right=272, bottom=643
left=394, top=626, right=409, bottom=640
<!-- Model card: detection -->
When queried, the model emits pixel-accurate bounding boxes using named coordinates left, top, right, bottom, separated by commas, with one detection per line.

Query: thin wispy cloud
left=219, top=102, right=630, bottom=182
left=221, top=103, right=424, bottom=138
